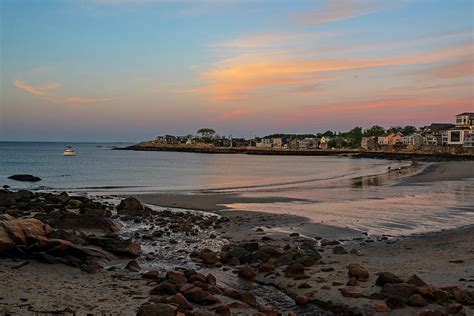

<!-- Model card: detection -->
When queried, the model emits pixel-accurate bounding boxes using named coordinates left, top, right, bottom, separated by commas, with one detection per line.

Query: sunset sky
left=1, top=0, right=473, bottom=141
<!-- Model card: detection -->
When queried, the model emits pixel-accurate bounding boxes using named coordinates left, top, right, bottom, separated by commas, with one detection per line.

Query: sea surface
left=1, top=141, right=473, bottom=236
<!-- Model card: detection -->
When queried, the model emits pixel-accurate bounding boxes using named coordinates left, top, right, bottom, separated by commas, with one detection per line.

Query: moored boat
left=63, top=146, right=77, bottom=156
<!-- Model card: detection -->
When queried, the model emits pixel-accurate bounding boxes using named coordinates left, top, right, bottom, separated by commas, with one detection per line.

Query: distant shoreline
left=115, top=143, right=474, bottom=161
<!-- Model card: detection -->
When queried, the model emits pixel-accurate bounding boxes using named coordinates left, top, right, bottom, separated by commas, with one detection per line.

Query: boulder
left=142, top=270, right=161, bottom=280
left=169, top=293, right=193, bottom=310
left=339, top=287, right=366, bottom=298
left=285, top=263, right=305, bottom=278
left=199, top=249, right=219, bottom=265
left=8, top=174, right=41, bottom=182
left=125, top=259, right=141, bottom=272
left=35, top=213, right=122, bottom=233
left=181, top=285, right=218, bottom=305
left=258, top=245, right=284, bottom=258
left=0, top=225, right=15, bottom=254
left=87, top=237, right=141, bottom=258
left=348, top=264, right=369, bottom=281
left=2, top=218, right=54, bottom=244
left=407, top=294, right=427, bottom=307
left=238, top=265, right=256, bottom=279
left=239, top=291, right=257, bottom=307
left=137, top=303, right=177, bottom=316
left=0, top=190, right=15, bottom=207
left=117, top=197, right=150, bottom=217
left=445, top=303, right=463, bottom=314
left=383, top=283, right=418, bottom=299
left=375, top=272, right=404, bottom=287
left=295, top=294, right=309, bottom=305
left=407, top=274, right=428, bottom=287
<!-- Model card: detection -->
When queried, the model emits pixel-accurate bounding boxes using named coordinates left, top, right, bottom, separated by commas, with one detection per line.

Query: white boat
left=63, top=146, right=77, bottom=156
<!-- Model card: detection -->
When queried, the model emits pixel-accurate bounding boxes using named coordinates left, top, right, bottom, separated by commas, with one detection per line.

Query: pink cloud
left=13, top=79, right=111, bottom=105
left=218, top=108, right=253, bottom=121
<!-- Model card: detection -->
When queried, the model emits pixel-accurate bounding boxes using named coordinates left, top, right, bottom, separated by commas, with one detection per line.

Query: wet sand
left=134, top=192, right=307, bottom=212
left=399, top=161, right=474, bottom=184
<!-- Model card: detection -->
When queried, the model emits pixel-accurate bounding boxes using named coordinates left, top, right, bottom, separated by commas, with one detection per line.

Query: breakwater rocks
left=115, top=143, right=474, bottom=161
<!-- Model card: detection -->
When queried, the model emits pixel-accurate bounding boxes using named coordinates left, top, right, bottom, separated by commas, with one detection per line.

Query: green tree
left=402, top=125, right=417, bottom=135
left=364, top=125, right=385, bottom=137
left=322, top=130, right=334, bottom=137
left=346, top=126, right=363, bottom=147
left=197, top=128, right=216, bottom=138
left=388, top=126, right=403, bottom=134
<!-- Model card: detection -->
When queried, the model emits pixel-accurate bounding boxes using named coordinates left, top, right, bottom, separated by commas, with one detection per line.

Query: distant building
left=256, top=138, right=273, bottom=148
left=377, top=132, right=403, bottom=146
left=447, top=112, right=474, bottom=146
left=289, top=138, right=299, bottom=149
left=272, top=138, right=283, bottom=148
left=299, top=137, right=318, bottom=149
left=361, top=136, right=377, bottom=150
left=231, top=138, right=250, bottom=147
left=154, top=135, right=178, bottom=145
left=463, top=134, right=474, bottom=147
left=402, top=133, right=425, bottom=146
left=421, top=123, right=455, bottom=146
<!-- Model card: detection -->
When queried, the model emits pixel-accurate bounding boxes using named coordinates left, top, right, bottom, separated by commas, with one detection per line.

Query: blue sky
left=1, top=0, right=473, bottom=141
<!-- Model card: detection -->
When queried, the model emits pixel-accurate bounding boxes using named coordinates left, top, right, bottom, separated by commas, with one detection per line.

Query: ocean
left=1, top=141, right=473, bottom=236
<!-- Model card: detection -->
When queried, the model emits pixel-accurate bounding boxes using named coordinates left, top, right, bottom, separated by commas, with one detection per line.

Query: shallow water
left=0, top=141, right=405, bottom=192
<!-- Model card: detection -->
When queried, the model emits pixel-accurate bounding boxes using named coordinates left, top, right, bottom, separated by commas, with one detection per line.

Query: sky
left=0, top=0, right=473, bottom=142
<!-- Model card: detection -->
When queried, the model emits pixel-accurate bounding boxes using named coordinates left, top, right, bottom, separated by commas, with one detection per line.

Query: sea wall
left=116, top=142, right=474, bottom=161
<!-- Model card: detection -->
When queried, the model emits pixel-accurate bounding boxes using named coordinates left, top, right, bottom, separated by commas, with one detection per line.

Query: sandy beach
left=1, top=161, right=474, bottom=315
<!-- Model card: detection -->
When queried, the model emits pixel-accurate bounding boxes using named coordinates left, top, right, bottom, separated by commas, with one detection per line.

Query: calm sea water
left=0, top=141, right=403, bottom=192
left=1, top=141, right=473, bottom=236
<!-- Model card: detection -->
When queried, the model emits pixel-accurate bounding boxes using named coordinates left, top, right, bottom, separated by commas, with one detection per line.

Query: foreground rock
left=140, top=267, right=282, bottom=315
left=8, top=174, right=42, bottom=182
left=0, top=190, right=141, bottom=271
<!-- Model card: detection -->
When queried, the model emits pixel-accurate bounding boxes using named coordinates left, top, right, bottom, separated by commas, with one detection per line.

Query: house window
left=450, top=131, right=461, bottom=142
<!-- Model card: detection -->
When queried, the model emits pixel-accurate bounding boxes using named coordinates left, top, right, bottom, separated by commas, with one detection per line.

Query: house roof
left=456, top=112, right=474, bottom=117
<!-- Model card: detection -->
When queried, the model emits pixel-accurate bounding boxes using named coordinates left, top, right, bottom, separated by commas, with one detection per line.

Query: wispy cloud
left=215, top=31, right=326, bottom=50
left=13, top=79, right=111, bottom=105
left=420, top=57, right=474, bottom=79
left=295, top=0, right=402, bottom=25
left=195, top=42, right=472, bottom=101
left=13, top=80, right=61, bottom=96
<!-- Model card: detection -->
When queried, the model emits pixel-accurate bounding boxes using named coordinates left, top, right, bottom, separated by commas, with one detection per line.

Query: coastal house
left=289, top=138, right=299, bottom=149
left=402, top=133, right=425, bottom=146
left=361, top=136, right=377, bottom=150
left=463, top=134, right=474, bottom=147
left=272, top=138, right=283, bottom=148
left=299, top=137, right=318, bottom=149
left=447, top=112, right=474, bottom=146
left=154, top=135, right=178, bottom=145
left=377, top=132, right=403, bottom=146
left=319, top=136, right=331, bottom=149
left=231, top=138, right=250, bottom=147
left=421, top=123, right=455, bottom=146
left=256, top=138, right=273, bottom=148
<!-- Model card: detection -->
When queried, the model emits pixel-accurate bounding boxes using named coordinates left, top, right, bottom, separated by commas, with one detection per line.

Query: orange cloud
left=195, top=42, right=473, bottom=101
left=277, top=97, right=473, bottom=126
left=422, top=57, right=474, bottom=79
left=296, top=0, right=399, bottom=25
left=13, top=80, right=60, bottom=96
left=13, top=79, right=111, bottom=105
